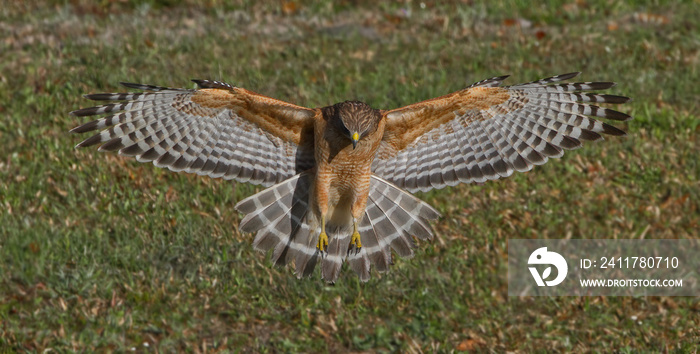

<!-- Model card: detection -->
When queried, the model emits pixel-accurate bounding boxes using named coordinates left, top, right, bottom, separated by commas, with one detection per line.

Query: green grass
left=2, top=0, right=699, bottom=351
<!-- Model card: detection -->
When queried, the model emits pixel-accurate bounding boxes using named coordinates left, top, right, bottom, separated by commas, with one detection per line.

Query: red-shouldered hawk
left=70, top=73, right=630, bottom=283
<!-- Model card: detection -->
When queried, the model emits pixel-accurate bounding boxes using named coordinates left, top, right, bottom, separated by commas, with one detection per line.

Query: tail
left=235, top=172, right=320, bottom=278
left=234, top=173, right=441, bottom=283
left=346, top=175, right=441, bottom=281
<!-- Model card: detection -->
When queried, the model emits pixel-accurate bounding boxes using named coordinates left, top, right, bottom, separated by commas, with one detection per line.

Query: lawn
left=1, top=0, right=699, bottom=351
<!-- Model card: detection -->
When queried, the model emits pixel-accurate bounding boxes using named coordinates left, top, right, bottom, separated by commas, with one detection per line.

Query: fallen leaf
left=282, top=1, right=299, bottom=15
left=456, top=338, right=482, bottom=351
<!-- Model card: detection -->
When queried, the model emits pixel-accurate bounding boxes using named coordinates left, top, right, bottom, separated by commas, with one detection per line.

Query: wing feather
left=71, top=80, right=318, bottom=186
left=374, top=73, right=630, bottom=192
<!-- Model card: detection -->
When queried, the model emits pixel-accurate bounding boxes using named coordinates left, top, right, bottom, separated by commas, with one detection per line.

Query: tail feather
left=347, top=175, right=441, bottom=279
left=239, top=187, right=296, bottom=234
left=237, top=174, right=302, bottom=251
left=367, top=193, right=416, bottom=257
left=249, top=194, right=307, bottom=253
left=346, top=248, right=371, bottom=281
left=271, top=206, right=319, bottom=273
left=235, top=172, right=320, bottom=275
left=348, top=217, right=387, bottom=278
left=235, top=173, right=441, bottom=283
left=236, top=178, right=293, bottom=217
left=359, top=217, right=392, bottom=272
left=321, top=225, right=353, bottom=283
left=371, top=177, right=440, bottom=239
left=293, top=220, right=320, bottom=278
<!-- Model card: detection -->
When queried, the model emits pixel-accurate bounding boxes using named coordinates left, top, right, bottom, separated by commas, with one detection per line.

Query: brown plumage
left=70, top=73, right=631, bottom=283
left=314, top=102, right=384, bottom=230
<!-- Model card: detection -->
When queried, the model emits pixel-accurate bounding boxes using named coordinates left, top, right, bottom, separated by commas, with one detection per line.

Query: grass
left=1, top=0, right=699, bottom=351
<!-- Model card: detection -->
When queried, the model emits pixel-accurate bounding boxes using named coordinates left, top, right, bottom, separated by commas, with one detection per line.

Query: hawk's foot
left=350, top=219, right=362, bottom=251
left=316, top=231, right=328, bottom=252
left=317, top=231, right=329, bottom=253
left=350, top=230, right=362, bottom=250
left=317, top=215, right=328, bottom=254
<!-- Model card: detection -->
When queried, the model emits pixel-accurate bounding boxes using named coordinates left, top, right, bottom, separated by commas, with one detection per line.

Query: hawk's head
left=326, top=101, right=382, bottom=149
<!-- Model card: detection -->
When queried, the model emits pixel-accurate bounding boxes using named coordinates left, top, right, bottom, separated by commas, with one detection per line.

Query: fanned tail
left=346, top=175, right=441, bottom=281
left=235, top=172, right=320, bottom=278
left=235, top=173, right=440, bottom=283
left=320, top=224, right=353, bottom=283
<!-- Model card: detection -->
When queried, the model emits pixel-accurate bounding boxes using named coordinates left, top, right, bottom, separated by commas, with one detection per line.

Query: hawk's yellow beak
left=351, top=132, right=359, bottom=149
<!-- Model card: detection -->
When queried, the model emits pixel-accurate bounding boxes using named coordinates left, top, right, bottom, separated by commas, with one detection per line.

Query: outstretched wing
left=372, top=72, right=631, bottom=192
left=71, top=80, right=318, bottom=186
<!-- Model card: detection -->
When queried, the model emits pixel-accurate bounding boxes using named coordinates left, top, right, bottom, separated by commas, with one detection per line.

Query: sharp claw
left=317, top=231, right=329, bottom=254
left=350, top=230, right=362, bottom=251
left=317, top=215, right=328, bottom=256
left=349, top=218, right=362, bottom=253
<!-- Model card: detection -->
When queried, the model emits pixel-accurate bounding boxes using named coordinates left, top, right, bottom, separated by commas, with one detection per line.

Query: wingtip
left=561, top=72, right=582, bottom=80
left=606, top=110, right=633, bottom=122
left=494, top=74, right=511, bottom=84
left=119, top=82, right=140, bottom=89
left=616, top=95, right=632, bottom=104
left=191, top=79, right=235, bottom=90
left=602, top=123, right=627, bottom=136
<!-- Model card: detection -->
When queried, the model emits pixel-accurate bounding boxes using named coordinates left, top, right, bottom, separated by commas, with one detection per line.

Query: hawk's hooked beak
left=351, top=132, right=359, bottom=149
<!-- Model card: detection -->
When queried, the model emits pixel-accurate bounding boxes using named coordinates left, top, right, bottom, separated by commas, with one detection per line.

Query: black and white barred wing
left=70, top=80, right=317, bottom=186
left=373, top=72, right=631, bottom=193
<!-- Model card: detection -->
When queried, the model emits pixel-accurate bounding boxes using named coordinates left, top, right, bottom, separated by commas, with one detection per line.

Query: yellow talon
left=317, top=231, right=329, bottom=252
left=317, top=215, right=328, bottom=253
left=350, top=219, right=362, bottom=249
left=351, top=230, right=362, bottom=249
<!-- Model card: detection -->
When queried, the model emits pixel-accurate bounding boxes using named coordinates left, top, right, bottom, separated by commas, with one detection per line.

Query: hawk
left=70, top=72, right=630, bottom=283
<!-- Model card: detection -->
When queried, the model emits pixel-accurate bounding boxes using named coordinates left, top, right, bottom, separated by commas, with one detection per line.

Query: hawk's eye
left=337, top=119, right=351, bottom=137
